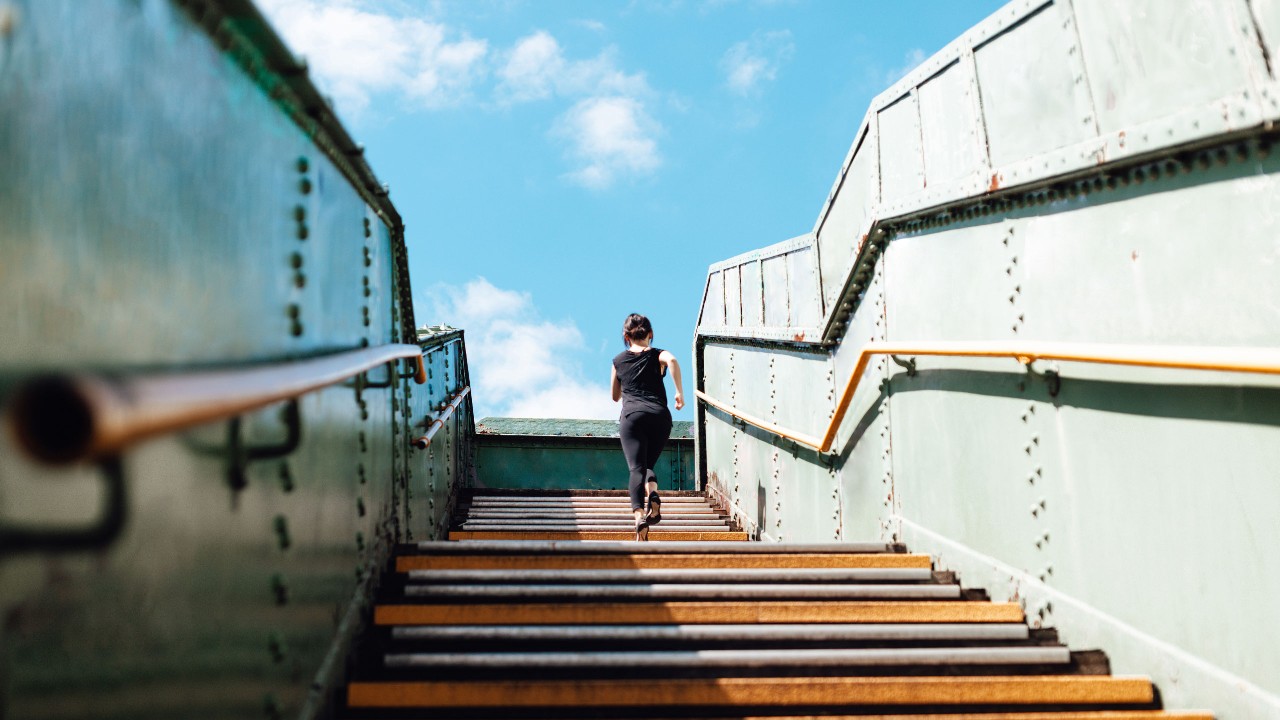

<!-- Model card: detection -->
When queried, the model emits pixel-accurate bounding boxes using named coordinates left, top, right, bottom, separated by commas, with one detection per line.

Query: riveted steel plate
left=702, top=271, right=725, bottom=327
left=740, top=260, right=764, bottom=329
left=786, top=246, right=823, bottom=329
left=1072, top=0, right=1253, bottom=135
left=762, top=255, right=789, bottom=327
left=919, top=60, right=982, bottom=187
left=877, top=93, right=925, bottom=205
left=725, top=265, right=743, bottom=328
left=974, top=2, right=1094, bottom=168
left=816, top=133, right=876, bottom=309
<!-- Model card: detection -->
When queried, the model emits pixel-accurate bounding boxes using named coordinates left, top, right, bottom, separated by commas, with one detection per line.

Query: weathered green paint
left=695, top=1, right=1280, bottom=717
left=0, top=2, right=471, bottom=718
left=475, top=418, right=694, bottom=493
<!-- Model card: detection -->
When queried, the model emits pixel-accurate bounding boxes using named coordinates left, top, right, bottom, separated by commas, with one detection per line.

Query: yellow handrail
left=696, top=340, right=1280, bottom=454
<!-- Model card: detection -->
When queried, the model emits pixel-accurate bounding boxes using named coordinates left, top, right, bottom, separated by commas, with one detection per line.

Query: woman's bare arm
left=610, top=365, right=622, bottom=402
left=658, top=350, right=684, bottom=410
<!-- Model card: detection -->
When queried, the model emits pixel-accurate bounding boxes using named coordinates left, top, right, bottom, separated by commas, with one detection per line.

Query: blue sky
left=259, top=0, right=1007, bottom=421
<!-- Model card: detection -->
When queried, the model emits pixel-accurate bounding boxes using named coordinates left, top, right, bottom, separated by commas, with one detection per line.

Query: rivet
left=293, top=205, right=306, bottom=222
left=297, top=223, right=309, bottom=240
left=263, top=693, right=285, bottom=720
left=273, top=515, right=291, bottom=550
left=299, top=178, right=312, bottom=195
left=294, top=271, right=306, bottom=289
left=267, top=632, right=287, bottom=663
left=278, top=463, right=295, bottom=493
left=289, top=252, right=303, bottom=269
left=356, top=531, right=365, bottom=551
left=357, top=497, right=366, bottom=517
left=290, top=320, right=303, bottom=336
left=270, top=573, right=289, bottom=605
left=296, top=156, right=309, bottom=173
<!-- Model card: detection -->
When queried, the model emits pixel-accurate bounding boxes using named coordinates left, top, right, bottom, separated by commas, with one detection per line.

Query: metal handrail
left=9, top=343, right=427, bottom=464
left=696, top=340, right=1280, bottom=454
left=412, top=386, right=471, bottom=450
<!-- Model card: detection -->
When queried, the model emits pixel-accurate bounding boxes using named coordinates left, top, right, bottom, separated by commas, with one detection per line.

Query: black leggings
left=619, top=409, right=672, bottom=510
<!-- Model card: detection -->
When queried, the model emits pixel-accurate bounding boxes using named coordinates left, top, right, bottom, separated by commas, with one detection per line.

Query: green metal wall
left=474, top=419, right=694, bottom=493
left=0, top=2, right=472, bottom=718
left=695, top=1, right=1280, bottom=717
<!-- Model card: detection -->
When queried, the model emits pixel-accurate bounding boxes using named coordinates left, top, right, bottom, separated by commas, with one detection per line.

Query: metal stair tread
left=387, top=623, right=1033, bottom=642
left=374, top=600, right=1024, bottom=625
left=398, top=583, right=962, bottom=600
left=381, top=646, right=1072, bottom=669
left=403, top=568, right=936, bottom=583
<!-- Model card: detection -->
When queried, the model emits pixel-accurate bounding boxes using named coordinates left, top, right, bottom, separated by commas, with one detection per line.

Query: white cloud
left=257, top=0, right=487, bottom=118
left=424, top=278, right=618, bottom=420
left=572, top=18, right=608, bottom=32
left=496, top=31, right=660, bottom=188
left=886, top=47, right=926, bottom=85
left=721, top=30, right=794, bottom=96
left=496, top=31, right=650, bottom=104
left=496, top=30, right=564, bottom=103
left=553, top=96, right=661, bottom=189
left=259, top=4, right=664, bottom=187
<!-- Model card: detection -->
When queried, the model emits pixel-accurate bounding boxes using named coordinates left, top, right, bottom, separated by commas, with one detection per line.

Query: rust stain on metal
left=793, top=332, right=806, bottom=342
left=988, top=173, right=1001, bottom=192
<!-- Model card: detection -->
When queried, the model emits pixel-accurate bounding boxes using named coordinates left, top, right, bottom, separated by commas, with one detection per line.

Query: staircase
left=344, top=490, right=1212, bottom=718
left=448, top=489, right=747, bottom=541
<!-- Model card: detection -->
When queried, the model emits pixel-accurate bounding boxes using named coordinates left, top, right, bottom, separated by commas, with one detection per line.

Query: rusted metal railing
left=9, top=343, right=427, bottom=464
left=696, top=340, right=1280, bottom=454
left=412, top=386, right=472, bottom=450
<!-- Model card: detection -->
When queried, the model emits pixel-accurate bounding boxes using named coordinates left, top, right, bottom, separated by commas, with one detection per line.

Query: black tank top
left=613, top=347, right=668, bottom=417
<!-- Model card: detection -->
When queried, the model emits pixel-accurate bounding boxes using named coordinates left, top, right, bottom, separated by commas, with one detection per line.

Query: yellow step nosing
left=346, top=675, right=1154, bottom=708
left=374, top=600, right=1024, bottom=625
